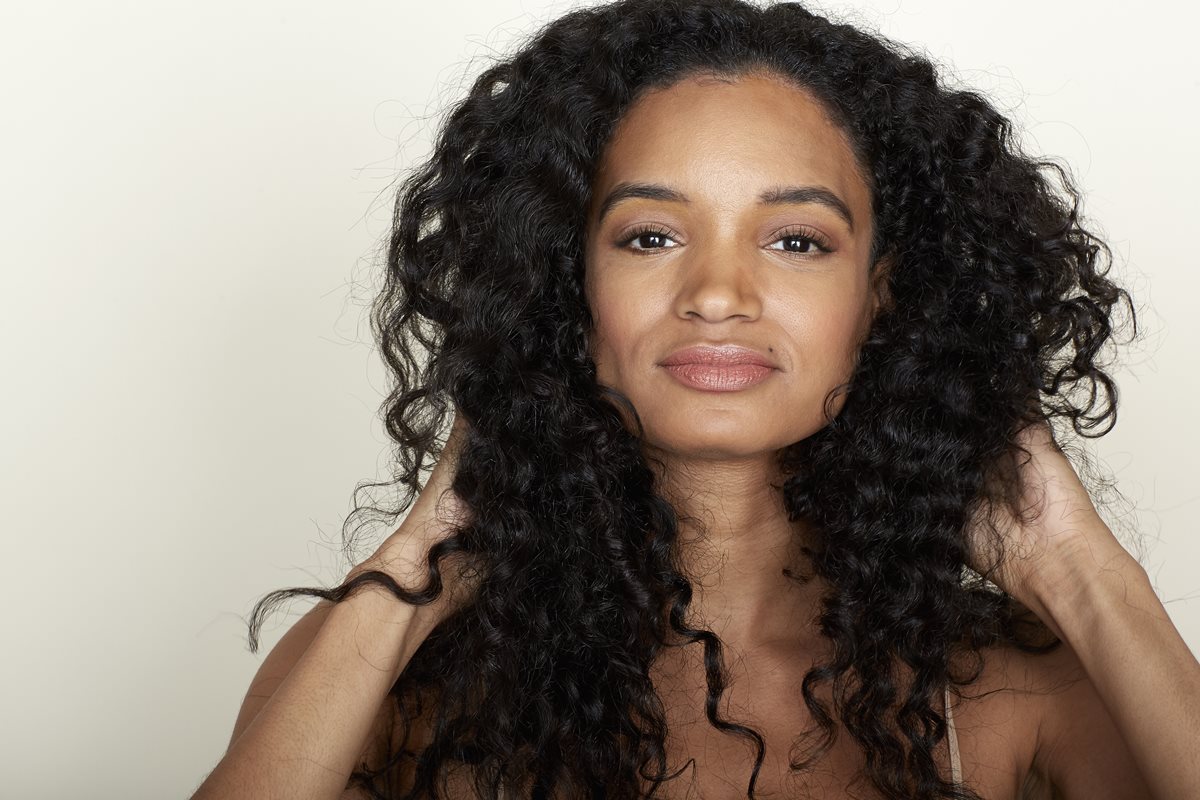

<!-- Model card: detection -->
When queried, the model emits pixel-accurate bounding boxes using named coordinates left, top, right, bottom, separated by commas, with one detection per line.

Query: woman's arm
left=1030, top=533, right=1200, bottom=799
left=190, top=582, right=442, bottom=800
left=966, top=422, right=1199, bottom=797
left=192, top=411, right=477, bottom=799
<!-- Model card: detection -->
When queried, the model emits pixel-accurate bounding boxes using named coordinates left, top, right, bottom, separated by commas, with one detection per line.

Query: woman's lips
left=662, top=363, right=774, bottom=392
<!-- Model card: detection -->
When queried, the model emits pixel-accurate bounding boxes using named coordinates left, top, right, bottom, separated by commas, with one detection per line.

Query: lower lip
left=661, top=363, right=775, bottom=392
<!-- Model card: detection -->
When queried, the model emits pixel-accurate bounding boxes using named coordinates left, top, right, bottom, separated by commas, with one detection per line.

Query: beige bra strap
left=944, top=684, right=962, bottom=786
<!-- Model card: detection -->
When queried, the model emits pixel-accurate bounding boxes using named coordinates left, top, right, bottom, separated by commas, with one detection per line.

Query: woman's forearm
left=191, top=586, right=436, bottom=800
left=1035, top=535, right=1200, bottom=799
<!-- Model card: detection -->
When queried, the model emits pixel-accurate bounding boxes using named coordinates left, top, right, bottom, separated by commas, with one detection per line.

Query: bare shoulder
left=943, top=639, right=1048, bottom=797
left=949, top=635, right=1151, bottom=799
left=227, top=598, right=418, bottom=799
left=344, top=673, right=488, bottom=799
left=1015, top=637, right=1153, bottom=798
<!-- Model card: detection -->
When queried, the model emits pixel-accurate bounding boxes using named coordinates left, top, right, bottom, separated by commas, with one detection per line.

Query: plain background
left=2, top=1, right=1197, bottom=797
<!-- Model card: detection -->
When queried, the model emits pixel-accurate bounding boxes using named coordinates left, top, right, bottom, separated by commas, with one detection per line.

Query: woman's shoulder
left=940, top=642, right=1046, bottom=796
left=949, top=636, right=1087, bottom=798
left=352, top=682, right=490, bottom=798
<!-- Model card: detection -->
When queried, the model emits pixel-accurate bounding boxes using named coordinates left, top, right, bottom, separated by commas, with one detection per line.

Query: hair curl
left=245, top=1, right=1137, bottom=797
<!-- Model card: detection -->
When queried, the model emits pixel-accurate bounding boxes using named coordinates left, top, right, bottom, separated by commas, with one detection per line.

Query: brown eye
left=771, top=235, right=820, bottom=254
left=618, top=225, right=679, bottom=251
left=767, top=225, right=833, bottom=256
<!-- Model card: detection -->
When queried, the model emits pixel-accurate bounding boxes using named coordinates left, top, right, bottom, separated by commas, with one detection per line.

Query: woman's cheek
left=809, top=302, right=868, bottom=380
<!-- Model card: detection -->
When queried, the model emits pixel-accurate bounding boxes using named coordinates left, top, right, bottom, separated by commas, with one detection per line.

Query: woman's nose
left=673, top=239, right=764, bottom=323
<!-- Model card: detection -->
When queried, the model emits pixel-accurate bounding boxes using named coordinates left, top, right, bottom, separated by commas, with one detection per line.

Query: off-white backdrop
left=2, top=1, right=1196, bottom=797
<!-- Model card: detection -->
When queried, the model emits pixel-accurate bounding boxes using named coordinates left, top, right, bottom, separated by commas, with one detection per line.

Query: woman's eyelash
left=616, top=225, right=833, bottom=255
left=768, top=226, right=833, bottom=254
left=617, top=224, right=678, bottom=251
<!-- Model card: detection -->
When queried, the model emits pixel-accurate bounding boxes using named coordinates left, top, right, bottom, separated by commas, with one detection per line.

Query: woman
left=192, top=1, right=1199, bottom=798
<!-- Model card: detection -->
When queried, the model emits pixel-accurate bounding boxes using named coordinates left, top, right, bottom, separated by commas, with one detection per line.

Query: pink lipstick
left=659, top=344, right=778, bottom=392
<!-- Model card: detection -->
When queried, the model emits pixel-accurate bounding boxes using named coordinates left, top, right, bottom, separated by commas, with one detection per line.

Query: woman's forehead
left=588, top=73, right=871, bottom=233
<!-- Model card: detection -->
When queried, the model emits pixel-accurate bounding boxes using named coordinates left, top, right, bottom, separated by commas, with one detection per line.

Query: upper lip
left=659, top=344, right=778, bottom=368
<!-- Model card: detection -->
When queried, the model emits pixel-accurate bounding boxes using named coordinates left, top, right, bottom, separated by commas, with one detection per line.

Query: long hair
left=245, top=1, right=1135, bottom=797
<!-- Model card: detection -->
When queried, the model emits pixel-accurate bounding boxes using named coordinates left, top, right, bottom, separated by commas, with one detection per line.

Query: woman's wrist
left=343, top=555, right=456, bottom=635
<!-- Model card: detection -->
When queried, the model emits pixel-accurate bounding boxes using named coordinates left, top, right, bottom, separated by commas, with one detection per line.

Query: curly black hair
left=244, top=1, right=1137, bottom=798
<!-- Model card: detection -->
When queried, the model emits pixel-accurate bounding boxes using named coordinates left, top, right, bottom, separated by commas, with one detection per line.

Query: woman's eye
left=621, top=228, right=678, bottom=251
left=617, top=226, right=831, bottom=255
left=767, top=231, right=830, bottom=255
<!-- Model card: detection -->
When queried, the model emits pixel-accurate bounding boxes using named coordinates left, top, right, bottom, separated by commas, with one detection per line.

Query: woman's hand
left=963, top=420, right=1129, bottom=639
left=347, top=410, right=482, bottom=625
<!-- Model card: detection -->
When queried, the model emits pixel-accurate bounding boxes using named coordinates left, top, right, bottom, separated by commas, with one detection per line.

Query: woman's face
left=583, top=71, right=885, bottom=459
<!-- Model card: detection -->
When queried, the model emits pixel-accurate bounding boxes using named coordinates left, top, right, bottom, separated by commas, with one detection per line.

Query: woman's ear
left=869, top=252, right=895, bottom=318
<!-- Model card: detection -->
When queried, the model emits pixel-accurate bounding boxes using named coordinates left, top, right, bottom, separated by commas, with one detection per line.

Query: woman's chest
left=643, top=700, right=879, bottom=800
left=645, top=659, right=885, bottom=799
left=641, top=645, right=1039, bottom=800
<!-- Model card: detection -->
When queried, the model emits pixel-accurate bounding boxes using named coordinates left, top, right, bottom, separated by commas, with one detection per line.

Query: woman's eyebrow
left=595, top=181, right=855, bottom=232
